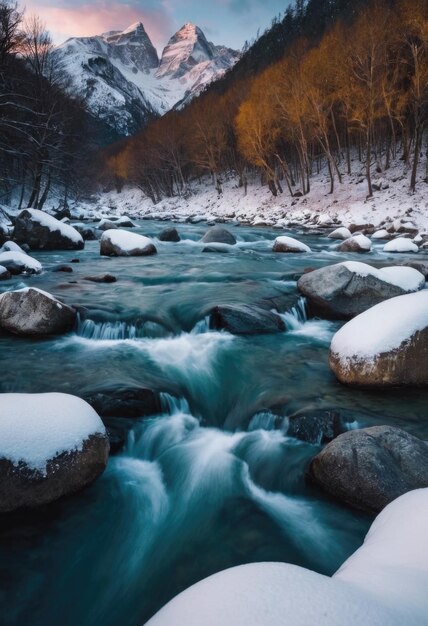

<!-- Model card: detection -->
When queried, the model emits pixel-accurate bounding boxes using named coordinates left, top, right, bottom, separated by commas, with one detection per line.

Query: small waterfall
left=248, top=411, right=278, bottom=432
left=160, top=392, right=191, bottom=416
left=280, top=297, right=308, bottom=331
left=76, top=315, right=169, bottom=340
left=190, top=315, right=211, bottom=334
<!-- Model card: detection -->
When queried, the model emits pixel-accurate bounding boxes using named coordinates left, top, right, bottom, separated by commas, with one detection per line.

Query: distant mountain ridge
left=55, top=22, right=240, bottom=137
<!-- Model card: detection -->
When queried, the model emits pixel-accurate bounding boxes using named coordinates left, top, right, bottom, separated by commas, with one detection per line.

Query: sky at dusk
left=23, top=0, right=290, bottom=52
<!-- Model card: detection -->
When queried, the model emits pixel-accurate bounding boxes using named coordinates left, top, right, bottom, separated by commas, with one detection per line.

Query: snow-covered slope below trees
left=94, top=156, right=428, bottom=232
left=55, top=22, right=240, bottom=136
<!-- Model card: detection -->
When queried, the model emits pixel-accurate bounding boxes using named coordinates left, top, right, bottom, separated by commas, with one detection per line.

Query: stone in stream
left=84, top=274, right=117, bottom=284
left=100, top=229, right=157, bottom=257
left=298, top=261, right=424, bottom=319
left=202, top=246, right=230, bottom=253
left=159, top=227, right=180, bottom=242
left=83, top=387, right=161, bottom=418
left=13, top=209, right=84, bottom=251
left=287, top=410, right=350, bottom=444
left=329, top=290, right=428, bottom=386
left=97, top=219, right=118, bottom=231
left=73, top=225, right=97, bottom=241
left=0, top=265, right=10, bottom=280
left=328, top=227, right=352, bottom=240
left=337, top=234, right=372, bottom=253
left=52, top=265, right=73, bottom=273
left=0, top=288, right=76, bottom=336
left=309, top=426, right=428, bottom=514
left=209, top=304, right=285, bottom=335
left=0, top=393, right=109, bottom=513
left=201, top=225, right=236, bottom=245
left=273, top=236, right=311, bottom=253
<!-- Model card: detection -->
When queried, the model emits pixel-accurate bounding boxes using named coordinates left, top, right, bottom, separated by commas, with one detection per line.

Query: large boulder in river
left=298, top=261, right=424, bottom=319
left=0, top=393, right=108, bottom=513
left=13, top=209, right=84, bottom=250
left=159, top=227, right=180, bottom=242
left=329, top=290, right=428, bottom=386
left=0, top=265, right=10, bottom=280
left=0, top=288, right=76, bottom=336
left=309, top=426, right=428, bottom=513
left=328, top=227, right=352, bottom=240
left=337, top=234, right=372, bottom=253
left=0, top=250, right=42, bottom=275
left=273, top=236, right=311, bottom=253
left=100, top=229, right=157, bottom=257
left=210, top=304, right=285, bottom=335
left=383, top=237, right=419, bottom=253
left=83, top=386, right=161, bottom=418
left=201, top=226, right=236, bottom=245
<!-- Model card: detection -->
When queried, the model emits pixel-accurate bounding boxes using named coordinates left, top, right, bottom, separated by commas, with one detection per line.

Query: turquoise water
left=0, top=220, right=427, bottom=625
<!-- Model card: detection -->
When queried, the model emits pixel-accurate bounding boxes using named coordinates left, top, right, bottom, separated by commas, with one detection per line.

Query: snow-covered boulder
left=0, top=265, right=10, bottom=280
left=113, top=216, right=136, bottom=228
left=383, top=238, right=419, bottom=253
left=73, top=224, right=97, bottom=241
left=0, top=288, right=76, bottom=336
left=0, top=393, right=108, bottom=513
left=147, top=489, right=428, bottom=625
left=309, top=426, right=428, bottom=513
left=298, top=261, right=424, bottom=319
left=201, top=226, right=236, bottom=245
left=159, top=227, right=180, bottom=242
left=337, top=234, right=372, bottom=253
left=317, top=213, right=334, bottom=226
left=100, top=229, right=157, bottom=257
left=273, top=236, right=311, bottom=253
left=97, top=219, right=118, bottom=231
left=209, top=304, right=285, bottom=335
left=328, top=227, right=351, bottom=240
left=0, top=250, right=42, bottom=275
left=329, top=290, right=428, bottom=386
left=13, top=209, right=84, bottom=250
left=0, top=241, right=24, bottom=253
left=371, top=229, right=391, bottom=240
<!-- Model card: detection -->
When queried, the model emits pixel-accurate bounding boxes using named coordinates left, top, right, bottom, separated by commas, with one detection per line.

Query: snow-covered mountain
left=55, top=22, right=240, bottom=137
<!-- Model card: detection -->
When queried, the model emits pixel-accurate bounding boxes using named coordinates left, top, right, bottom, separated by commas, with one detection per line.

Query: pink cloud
left=23, top=0, right=174, bottom=51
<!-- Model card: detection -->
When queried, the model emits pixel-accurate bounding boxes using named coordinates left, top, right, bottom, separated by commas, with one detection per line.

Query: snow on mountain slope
left=55, top=22, right=240, bottom=136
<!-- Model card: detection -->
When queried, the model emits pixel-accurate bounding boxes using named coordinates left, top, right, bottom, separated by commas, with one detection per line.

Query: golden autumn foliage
left=105, top=0, right=428, bottom=201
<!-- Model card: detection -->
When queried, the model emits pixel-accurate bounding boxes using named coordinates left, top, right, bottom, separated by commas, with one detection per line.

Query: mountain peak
left=157, top=23, right=214, bottom=79
left=121, top=22, right=147, bottom=36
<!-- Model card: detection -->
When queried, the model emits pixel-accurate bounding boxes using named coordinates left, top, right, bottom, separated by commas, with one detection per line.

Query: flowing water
left=0, top=220, right=427, bottom=625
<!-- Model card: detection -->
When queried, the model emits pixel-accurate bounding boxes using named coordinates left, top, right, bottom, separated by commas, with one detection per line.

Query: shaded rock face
left=98, top=220, right=118, bottom=231
left=0, top=266, right=10, bottom=280
left=84, top=387, right=161, bottom=418
left=159, top=227, right=180, bottom=242
left=0, top=434, right=109, bottom=513
left=330, top=326, right=428, bottom=386
left=309, top=426, right=428, bottom=513
left=201, top=226, right=236, bottom=245
left=210, top=305, right=285, bottom=335
left=0, top=289, right=76, bottom=337
left=13, top=209, right=84, bottom=250
left=404, top=261, right=428, bottom=279
left=74, top=225, right=97, bottom=241
left=287, top=411, right=349, bottom=444
left=298, top=264, right=413, bottom=319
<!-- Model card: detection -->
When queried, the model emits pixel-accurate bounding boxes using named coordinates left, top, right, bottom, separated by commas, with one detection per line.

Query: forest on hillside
left=104, top=0, right=428, bottom=204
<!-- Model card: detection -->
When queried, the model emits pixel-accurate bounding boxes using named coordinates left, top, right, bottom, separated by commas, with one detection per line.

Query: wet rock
left=106, top=426, right=126, bottom=454
left=159, top=227, right=180, bottom=242
left=202, top=246, right=230, bottom=253
left=97, top=219, right=118, bottom=231
left=0, top=265, right=10, bottom=280
left=210, top=304, right=285, bottom=335
left=348, top=223, right=374, bottom=234
left=73, top=225, right=97, bottom=241
left=297, top=261, right=424, bottom=319
left=287, top=411, right=349, bottom=444
left=309, top=426, right=428, bottom=513
left=52, top=265, right=73, bottom=273
left=0, top=288, right=76, bottom=336
left=84, top=387, right=161, bottom=418
left=84, top=274, right=117, bottom=284
left=201, top=226, right=236, bottom=245
left=13, top=209, right=84, bottom=251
